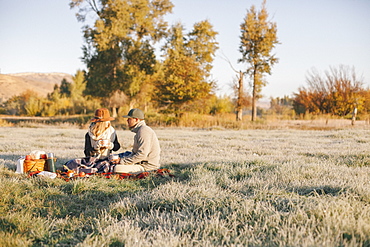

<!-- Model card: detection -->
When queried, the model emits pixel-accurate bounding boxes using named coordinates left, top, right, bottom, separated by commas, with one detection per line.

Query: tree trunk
left=236, top=71, right=244, bottom=121
left=236, top=108, right=243, bottom=121
left=251, top=71, right=257, bottom=121
left=111, top=107, right=119, bottom=118
left=351, top=107, right=357, bottom=125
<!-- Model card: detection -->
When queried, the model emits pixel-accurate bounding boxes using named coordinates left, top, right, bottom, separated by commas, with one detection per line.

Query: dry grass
left=2, top=113, right=369, bottom=131
left=0, top=126, right=370, bottom=246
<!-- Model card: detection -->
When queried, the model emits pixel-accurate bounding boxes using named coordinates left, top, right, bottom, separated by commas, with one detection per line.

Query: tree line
left=294, top=65, right=370, bottom=118
left=1, top=0, right=369, bottom=123
left=70, top=0, right=219, bottom=117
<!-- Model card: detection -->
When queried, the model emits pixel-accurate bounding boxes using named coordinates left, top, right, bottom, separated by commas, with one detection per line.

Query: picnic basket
left=23, top=159, right=47, bottom=173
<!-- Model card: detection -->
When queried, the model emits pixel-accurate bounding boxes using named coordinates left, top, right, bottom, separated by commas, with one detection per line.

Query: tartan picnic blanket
left=26, top=156, right=174, bottom=181
left=28, top=168, right=174, bottom=181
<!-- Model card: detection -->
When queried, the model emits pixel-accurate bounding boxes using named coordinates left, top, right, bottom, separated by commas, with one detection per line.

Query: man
left=113, top=108, right=161, bottom=173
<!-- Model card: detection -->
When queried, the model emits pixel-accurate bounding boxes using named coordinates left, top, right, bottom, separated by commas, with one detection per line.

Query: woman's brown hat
left=91, top=108, right=115, bottom=122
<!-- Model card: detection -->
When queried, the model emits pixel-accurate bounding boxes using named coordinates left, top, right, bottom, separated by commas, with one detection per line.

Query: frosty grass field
left=0, top=126, right=369, bottom=246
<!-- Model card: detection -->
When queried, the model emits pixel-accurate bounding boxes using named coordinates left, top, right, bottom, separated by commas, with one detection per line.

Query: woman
left=84, top=108, right=121, bottom=159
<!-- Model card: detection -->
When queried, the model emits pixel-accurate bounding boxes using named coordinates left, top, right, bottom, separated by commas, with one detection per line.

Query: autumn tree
left=209, top=95, right=234, bottom=115
left=239, top=0, right=279, bottom=121
left=186, top=20, right=219, bottom=78
left=293, top=65, right=366, bottom=117
left=70, top=0, right=173, bottom=107
left=154, top=55, right=209, bottom=114
left=153, top=20, right=218, bottom=114
left=46, top=71, right=100, bottom=115
left=4, top=90, right=43, bottom=116
left=69, top=70, right=88, bottom=114
left=70, top=70, right=86, bottom=101
left=359, top=89, right=370, bottom=116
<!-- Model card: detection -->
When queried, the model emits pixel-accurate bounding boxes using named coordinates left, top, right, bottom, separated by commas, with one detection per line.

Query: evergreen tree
left=59, top=78, right=71, bottom=98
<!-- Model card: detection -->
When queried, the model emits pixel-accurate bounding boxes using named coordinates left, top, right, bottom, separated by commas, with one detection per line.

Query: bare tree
left=221, top=54, right=250, bottom=121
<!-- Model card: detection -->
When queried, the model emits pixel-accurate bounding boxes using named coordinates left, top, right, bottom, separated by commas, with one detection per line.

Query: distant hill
left=0, top=72, right=272, bottom=109
left=0, top=72, right=72, bottom=102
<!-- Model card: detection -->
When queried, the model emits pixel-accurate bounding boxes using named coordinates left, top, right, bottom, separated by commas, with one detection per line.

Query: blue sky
left=1, top=0, right=369, bottom=99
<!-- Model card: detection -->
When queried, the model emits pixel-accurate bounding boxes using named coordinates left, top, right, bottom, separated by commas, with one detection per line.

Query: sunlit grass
left=0, top=126, right=369, bottom=246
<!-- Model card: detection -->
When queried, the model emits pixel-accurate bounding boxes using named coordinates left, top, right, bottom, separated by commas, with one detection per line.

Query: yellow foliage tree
left=239, top=0, right=279, bottom=121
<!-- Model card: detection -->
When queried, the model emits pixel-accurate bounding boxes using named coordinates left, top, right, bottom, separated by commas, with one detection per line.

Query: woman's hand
left=109, top=154, right=120, bottom=164
left=98, top=139, right=110, bottom=147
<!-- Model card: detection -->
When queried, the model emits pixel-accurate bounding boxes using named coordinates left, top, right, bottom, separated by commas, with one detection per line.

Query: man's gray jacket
left=120, top=121, right=161, bottom=170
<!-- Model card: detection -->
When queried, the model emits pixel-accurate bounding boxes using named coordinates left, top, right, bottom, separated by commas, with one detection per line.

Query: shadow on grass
left=0, top=165, right=183, bottom=246
left=0, top=154, right=23, bottom=168
left=0, top=159, right=199, bottom=215
left=300, top=153, right=370, bottom=167
left=0, top=159, right=266, bottom=220
left=288, top=185, right=346, bottom=196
